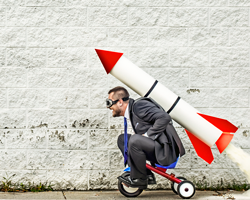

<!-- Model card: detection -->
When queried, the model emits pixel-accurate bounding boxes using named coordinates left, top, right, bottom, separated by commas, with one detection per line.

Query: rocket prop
left=95, top=49, right=238, bottom=164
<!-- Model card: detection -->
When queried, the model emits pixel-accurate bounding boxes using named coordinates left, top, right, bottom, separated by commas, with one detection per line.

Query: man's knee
left=117, top=134, right=124, bottom=149
left=128, top=134, right=141, bottom=147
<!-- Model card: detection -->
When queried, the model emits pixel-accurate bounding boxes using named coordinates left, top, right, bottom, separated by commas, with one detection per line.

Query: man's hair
left=108, top=86, right=129, bottom=101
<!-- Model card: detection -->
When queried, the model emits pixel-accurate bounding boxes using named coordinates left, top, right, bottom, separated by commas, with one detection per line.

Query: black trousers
left=117, top=134, right=158, bottom=180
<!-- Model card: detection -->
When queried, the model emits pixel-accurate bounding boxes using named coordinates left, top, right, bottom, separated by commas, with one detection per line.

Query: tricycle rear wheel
left=177, top=180, right=195, bottom=199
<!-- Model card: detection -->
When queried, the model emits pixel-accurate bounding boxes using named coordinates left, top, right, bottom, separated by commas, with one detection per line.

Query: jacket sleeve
left=134, top=100, right=171, bottom=139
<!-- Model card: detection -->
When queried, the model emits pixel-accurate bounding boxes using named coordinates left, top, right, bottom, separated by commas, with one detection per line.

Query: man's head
left=107, top=86, right=129, bottom=117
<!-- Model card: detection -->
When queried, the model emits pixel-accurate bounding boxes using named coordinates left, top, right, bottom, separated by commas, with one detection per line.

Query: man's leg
left=117, top=133, right=131, bottom=157
left=128, top=134, right=157, bottom=180
left=117, top=134, right=156, bottom=178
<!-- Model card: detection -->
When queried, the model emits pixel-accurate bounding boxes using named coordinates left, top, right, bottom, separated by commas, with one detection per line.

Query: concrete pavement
left=0, top=190, right=249, bottom=200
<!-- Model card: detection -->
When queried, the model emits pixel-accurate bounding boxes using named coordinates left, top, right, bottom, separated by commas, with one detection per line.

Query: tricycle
left=118, top=159, right=195, bottom=199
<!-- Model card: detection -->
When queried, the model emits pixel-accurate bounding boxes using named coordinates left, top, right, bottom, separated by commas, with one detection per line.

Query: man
left=107, top=86, right=185, bottom=189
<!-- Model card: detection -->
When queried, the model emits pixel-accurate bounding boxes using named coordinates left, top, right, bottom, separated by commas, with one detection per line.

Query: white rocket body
left=112, top=55, right=220, bottom=147
left=96, top=49, right=238, bottom=164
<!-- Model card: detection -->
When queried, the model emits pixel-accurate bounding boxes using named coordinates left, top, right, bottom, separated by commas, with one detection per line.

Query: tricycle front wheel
left=117, top=172, right=143, bottom=198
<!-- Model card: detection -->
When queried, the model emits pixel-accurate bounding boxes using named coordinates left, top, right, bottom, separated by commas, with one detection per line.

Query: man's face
left=108, top=93, right=122, bottom=117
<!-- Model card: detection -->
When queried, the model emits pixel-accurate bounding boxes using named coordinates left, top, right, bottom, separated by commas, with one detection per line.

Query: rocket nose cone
left=95, top=49, right=123, bottom=74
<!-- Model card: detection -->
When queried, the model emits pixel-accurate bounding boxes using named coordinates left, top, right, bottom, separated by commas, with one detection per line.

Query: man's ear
left=118, top=99, right=123, bottom=106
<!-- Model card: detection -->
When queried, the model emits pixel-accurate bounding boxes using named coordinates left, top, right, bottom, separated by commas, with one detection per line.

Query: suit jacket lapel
left=128, top=98, right=136, bottom=133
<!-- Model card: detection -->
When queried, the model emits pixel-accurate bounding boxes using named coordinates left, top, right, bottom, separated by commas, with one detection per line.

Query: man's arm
left=134, top=100, right=171, bottom=139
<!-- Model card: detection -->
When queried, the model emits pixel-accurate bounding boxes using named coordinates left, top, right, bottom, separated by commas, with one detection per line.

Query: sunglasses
left=106, top=97, right=129, bottom=108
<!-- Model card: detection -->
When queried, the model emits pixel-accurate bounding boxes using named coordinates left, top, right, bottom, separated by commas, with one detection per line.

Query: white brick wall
left=0, top=0, right=249, bottom=190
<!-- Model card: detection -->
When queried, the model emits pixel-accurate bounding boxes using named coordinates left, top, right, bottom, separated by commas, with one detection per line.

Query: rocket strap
left=144, top=80, right=158, bottom=97
left=144, top=80, right=180, bottom=114
left=167, top=96, right=181, bottom=114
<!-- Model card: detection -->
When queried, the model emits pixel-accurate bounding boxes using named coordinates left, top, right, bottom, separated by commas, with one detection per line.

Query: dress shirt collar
left=124, top=103, right=130, bottom=120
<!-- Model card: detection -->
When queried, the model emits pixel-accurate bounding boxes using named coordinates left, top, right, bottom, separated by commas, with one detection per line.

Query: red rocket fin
left=185, top=129, right=214, bottom=164
left=215, top=133, right=234, bottom=153
left=197, top=113, right=237, bottom=154
left=95, top=49, right=123, bottom=74
left=198, top=113, right=238, bottom=133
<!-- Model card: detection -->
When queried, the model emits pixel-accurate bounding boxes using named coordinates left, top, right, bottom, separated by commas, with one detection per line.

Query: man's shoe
left=118, top=175, right=148, bottom=189
left=147, top=174, right=156, bottom=185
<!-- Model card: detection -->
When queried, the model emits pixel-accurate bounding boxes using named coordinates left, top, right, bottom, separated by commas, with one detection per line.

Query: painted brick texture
left=0, top=0, right=249, bottom=190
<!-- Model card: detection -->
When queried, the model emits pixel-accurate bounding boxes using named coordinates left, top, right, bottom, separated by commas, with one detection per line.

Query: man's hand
left=142, top=133, right=148, bottom=137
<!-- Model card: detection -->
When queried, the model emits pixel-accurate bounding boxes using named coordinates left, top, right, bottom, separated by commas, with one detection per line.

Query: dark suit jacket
left=128, top=98, right=185, bottom=166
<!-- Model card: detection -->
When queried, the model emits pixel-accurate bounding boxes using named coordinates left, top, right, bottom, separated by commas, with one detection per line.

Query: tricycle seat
left=124, top=157, right=179, bottom=172
left=155, top=157, right=179, bottom=169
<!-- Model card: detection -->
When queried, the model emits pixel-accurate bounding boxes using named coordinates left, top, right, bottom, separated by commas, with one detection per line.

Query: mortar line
left=107, top=94, right=110, bottom=132
left=108, top=149, right=110, bottom=178
left=208, top=46, right=211, bottom=68
left=66, top=108, right=69, bottom=131
left=25, top=107, right=28, bottom=132
left=87, top=119, right=90, bottom=151
left=147, top=28, right=149, bottom=47
left=87, top=80, right=90, bottom=196
left=208, top=7, right=210, bottom=28
left=86, top=4, right=88, bottom=28
left=167, top=6, right=170, bottom=27
left=87, top=168, right=90, bottom=190
left=127, top=6, right=129, bottom=28
left=4, top=25, right=249, bottom=29
left=4, top=6, right=7, bottom=28
left=86, top=46, right=89, bottom=72
left=249, top=83, right=250, bottom=109
left=4, top=86, right=8, bottom=151
left=66, top=26, right=69, bottom=49
left=107, top=23, right=110, bottom=47
left=245, top=7, right=250, bottom=28
left=249, top=7, right=250, bottom=27
left=168, top=47, right=170, bottom=68
left=229, top=66, right=231, bottom=89
left=188, top=67, right=190, bottom=89
left=45, top=6, right=48, bottom=28
left=46, top=115, right=49, bottom=151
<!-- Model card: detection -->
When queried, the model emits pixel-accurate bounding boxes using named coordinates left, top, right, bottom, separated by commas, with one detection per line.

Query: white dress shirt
left=124, top=103, right=130, bottom=120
